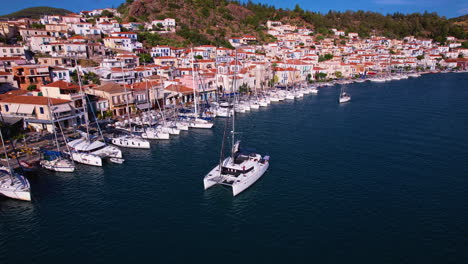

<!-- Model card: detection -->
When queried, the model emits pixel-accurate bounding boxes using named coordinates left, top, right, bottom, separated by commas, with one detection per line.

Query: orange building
left=12, top=65, right=52, bottom=90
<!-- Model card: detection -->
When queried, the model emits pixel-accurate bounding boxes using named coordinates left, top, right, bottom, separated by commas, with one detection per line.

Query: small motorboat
left=19, top=160, right=37, bottom=172
left=109, top=157, right=125, bottom=164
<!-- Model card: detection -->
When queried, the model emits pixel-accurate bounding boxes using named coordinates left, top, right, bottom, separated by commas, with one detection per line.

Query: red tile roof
left=43, top=80, right=80, bottom=90
left=0, top=96, right=70, bottom=105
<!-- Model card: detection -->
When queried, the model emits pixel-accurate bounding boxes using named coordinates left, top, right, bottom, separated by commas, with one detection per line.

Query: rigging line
left=47, top=92, right=75, bottom=165
left=0, top=108, right=24, bottom=175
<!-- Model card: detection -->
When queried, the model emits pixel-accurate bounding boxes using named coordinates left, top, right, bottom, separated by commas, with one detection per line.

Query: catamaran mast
left=231, top=49, right=238, bottom=162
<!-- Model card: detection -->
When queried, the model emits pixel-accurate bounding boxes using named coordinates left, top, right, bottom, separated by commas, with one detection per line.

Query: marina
left=1, top=72, right=467, bottom=263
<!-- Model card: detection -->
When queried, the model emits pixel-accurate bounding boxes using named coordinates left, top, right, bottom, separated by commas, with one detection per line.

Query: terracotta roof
left=124, top=80, right=161, bottom=90
left=43, top=80, right=79, bottom=90
left=94, top=83, right=127, bottom=94
left=0, top=90, right=29, bottom=100
left=0, top=95, right=70, bottom=105
left=164, top=84, right=193, bottom=95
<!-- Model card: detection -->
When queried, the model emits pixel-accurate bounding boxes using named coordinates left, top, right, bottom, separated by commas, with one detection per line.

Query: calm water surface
left=1, top=73, right=467, bottom=263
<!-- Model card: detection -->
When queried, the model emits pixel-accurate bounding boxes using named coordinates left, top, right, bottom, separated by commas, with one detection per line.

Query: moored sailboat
left=0, top=130, right=31, bottom=201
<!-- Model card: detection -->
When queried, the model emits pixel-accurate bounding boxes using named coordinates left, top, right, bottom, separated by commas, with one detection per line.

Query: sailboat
left=111, top=67, right=151, bottom=149
left=339, top=85, right=351, bottom=103
left=40, top=95, right=75, bottom=172
left=188, top=48, right=214, bottom=129
left=0, top=129, right=31, bottom=201
left=203, top=52, right=270, bottom=196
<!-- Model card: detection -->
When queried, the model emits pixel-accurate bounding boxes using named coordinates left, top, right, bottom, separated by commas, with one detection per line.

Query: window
left=5, top=105, right=9, bottom=112
left=39, top=107, right=44, bottom=114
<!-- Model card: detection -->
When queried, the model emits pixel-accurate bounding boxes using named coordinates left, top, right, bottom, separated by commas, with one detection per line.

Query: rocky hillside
left=118, top=0, right=467, bottom=47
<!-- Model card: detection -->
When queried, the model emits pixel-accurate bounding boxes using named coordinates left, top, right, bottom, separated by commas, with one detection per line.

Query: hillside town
left=1, top=8, right=467, bottom=130
left=0, top=6, right=467, bottom=193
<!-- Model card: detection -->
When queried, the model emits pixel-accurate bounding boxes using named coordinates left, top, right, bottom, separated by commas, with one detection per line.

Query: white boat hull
left=0, top=189, right=31, bottom=201
left=70, top=152, right=103, bottom=166
left=204, top=156, right=269, bottom=196
left=189, top=119, right=214, bottom=129
left=40, top=159, right=75, bottom=172
left=141, top=131, right=170, bottom=140
left=339, top=97, right=351, bottom=103
left=112, top=136, right=150, bottom=149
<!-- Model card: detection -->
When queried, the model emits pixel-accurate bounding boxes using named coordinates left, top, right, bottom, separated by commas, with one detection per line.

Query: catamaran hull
left=232, top=162, right=269, bottom=196
left=111, top=138, right=151, bottom=149
left=204, top=160, right=270, bottom=196
left=0, top=190, right=31, bottom=201
left=70, top=152, right=102, bottom=167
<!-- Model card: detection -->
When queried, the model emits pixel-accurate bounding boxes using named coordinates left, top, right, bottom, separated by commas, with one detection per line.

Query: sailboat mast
left=0, top=129, right=13, bottom=177
left=45, top=93, right=60, bottom=152
left=120, top=65, right=132, bottom=132
left=75, top=61, right=90, bottom=138
left=190, top=48, right=198, bottom=118
left=231, top=49, right=238, bottom=162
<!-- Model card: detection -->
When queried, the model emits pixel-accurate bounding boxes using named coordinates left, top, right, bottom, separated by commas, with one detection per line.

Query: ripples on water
left=1, top=73, right=467, bottom=263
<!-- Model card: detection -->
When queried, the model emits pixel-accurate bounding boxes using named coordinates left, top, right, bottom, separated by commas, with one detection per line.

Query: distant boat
left=339, top=86, right=351, bottom=103
left=109, top=157, right=125, bottom=164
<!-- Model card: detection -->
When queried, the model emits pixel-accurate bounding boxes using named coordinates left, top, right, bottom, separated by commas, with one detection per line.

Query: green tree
left=100, top=10, right=114, bottom=18
left=139, top=53, right=152, bottom=63
left=316, top=35, right=325, bottom=41
left=238, top=83, right=250, bottom=94
left=318, top=53, right=333, bottom=62
left=335, top=71, right=343, bottom=78
left=27, top=84, right=37, bottom=91
left=416, top=55, right=425, bottom=60
left=31, top=23, right=45, bottom=29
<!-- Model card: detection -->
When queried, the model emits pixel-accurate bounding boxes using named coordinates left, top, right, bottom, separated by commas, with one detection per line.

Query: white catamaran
left=204, top=52, right=269, bottom=196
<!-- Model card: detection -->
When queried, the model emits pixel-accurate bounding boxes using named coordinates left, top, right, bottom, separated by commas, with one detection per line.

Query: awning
left=51, top=103, right=71, bottom=113
left=17, top=104, right=35, bottom=114
left=8, top=104, right=20, bottom=114
left=136, top=103, right=150, bottom=110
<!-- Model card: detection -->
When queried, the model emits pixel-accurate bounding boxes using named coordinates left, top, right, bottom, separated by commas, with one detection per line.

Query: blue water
left=1, top=73, right=468, bottom=263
